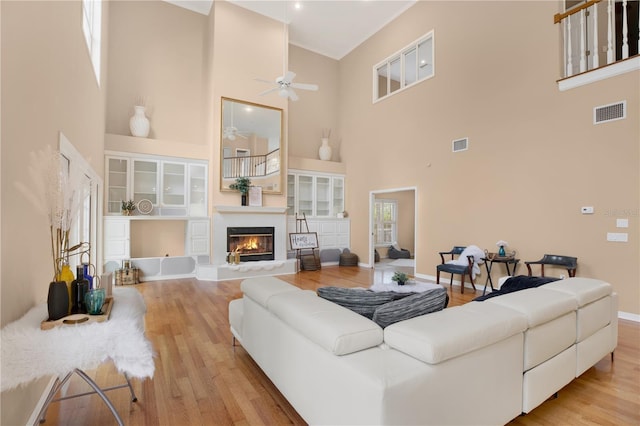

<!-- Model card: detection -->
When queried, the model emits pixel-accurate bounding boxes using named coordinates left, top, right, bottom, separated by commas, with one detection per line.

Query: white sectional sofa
left=228, top=276, right=618, bottom=425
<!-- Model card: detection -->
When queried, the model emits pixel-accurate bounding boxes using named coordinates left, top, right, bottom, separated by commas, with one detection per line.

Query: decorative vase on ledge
left=129, top=105, right=150, bottom=138
left=498, top=245, right=506, bottom=257
left=319, top=138, right=331, bottom=161
left=241, top=193, right=248, bottom=206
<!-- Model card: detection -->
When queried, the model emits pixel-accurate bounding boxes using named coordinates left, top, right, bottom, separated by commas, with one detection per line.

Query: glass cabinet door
left=162, top=161, right=186, bottom=207
left=188, top=163, right=207, bottom=216
left=287, top=174, right=295, bottom=215
left=315, top=176, right=331, bottom=216
left=297, top=175, right=313, bottom=217
left=107, top=157, right=129, bottom=214
left=333, top=177, right=345, bottom=216
left=133, top=160, right=159, bottom=204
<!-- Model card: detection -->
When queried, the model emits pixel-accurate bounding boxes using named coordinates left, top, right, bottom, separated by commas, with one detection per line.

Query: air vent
left=594, top=101, right=626, bottom=124
left=452, top=137, right=468, bottom=152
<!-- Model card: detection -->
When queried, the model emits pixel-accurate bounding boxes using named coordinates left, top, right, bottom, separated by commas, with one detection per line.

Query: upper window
left=82, top=0, right=102, bottom=85
left=373, top=31, right=434, bottom=102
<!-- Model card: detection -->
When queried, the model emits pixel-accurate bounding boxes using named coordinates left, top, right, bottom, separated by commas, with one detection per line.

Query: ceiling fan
left=256, top=70, right=318, bottom=101
left=223, top=126, right=249, bottom=141
left=255, top=12, right=318, bottom=101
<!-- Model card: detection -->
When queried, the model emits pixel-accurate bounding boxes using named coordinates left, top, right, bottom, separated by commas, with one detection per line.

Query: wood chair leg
left=469, top=272, right=476, bottom=291
left=460, top=274, right=465, bottom=294
left=436, top=270, right=441, bottom=284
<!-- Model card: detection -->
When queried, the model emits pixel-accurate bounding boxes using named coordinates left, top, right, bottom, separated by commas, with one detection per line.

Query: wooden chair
left=436, top=246, right=476, bottom=294
left=525, top=254, right=577, bottom=278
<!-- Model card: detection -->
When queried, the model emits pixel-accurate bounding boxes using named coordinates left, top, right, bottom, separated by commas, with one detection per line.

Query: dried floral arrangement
left=15, top=145, right=88, bottom=280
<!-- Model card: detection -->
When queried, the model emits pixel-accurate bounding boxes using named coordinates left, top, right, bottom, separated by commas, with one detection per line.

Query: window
left=373, top=199, right=397, bottom=246
left=60, top=133, right=102, bottom=273
left=373, top=31, right=434, bottom=102
left=82, top=0, right=102, bottom=85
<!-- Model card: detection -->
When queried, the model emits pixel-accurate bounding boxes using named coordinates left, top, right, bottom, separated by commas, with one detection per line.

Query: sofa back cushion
left=241, top=276, right=300, bottom=308
left=384, top=302, right=527, bottom=364
left=372, top=287, right=449, bottom=328
left=269, top=290, right=383, bottom=355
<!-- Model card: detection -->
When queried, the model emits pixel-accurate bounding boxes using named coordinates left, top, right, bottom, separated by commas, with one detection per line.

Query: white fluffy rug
left=1, top=288, right=155, bottom=392
left=388, top=258, right=415, bottom=268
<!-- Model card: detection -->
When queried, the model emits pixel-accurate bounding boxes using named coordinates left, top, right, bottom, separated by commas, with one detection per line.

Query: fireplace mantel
left=215, top=206, right=288, bottom=214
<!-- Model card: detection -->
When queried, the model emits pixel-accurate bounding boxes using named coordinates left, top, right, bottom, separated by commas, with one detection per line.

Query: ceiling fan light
left=278, top=88, right=289, bottom=98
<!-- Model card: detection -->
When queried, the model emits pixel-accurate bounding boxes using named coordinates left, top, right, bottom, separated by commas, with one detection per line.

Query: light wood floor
left=42, top=266, right=640, bottom=425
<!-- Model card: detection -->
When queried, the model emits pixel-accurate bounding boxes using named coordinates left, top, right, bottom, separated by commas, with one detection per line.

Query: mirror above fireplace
left=220, top=98, right=283, bottom=194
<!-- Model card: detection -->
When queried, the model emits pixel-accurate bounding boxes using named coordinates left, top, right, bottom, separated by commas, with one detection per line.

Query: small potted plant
left=230, top=176, right=252, bottom=206
left=392, top=271, right=410, bottom=286
left=121, top=200, right=136, bottom=216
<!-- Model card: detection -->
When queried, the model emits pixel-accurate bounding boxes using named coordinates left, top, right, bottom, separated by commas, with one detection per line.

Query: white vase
left=129, top=105, right=150, bottom=138
left=319, top=138, right=332, bottom=161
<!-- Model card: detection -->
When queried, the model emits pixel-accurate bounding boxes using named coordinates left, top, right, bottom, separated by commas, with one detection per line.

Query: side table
left=0, top=287, right=154, bottom=425
left=482, top=257, right=520, bottom=295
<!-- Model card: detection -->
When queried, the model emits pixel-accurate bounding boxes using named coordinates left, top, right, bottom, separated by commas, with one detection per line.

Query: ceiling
left=164, top=0, right=417, bottom=60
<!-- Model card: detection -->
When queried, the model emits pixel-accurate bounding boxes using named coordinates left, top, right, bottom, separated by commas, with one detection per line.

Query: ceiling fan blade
left=290, top=82, right=318, bottom=91
left=255, top=78, right=277, bottom=86
left=259, top=87, right=279, bottom=96
left=287, top=88, right=299, bottom=101
left=282, top=70, right=296, bottom=83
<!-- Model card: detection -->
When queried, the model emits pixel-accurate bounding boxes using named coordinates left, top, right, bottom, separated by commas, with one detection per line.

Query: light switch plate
left=616, top=219, right=629, bottom=228
left=581, top=206, right=594, bottom=214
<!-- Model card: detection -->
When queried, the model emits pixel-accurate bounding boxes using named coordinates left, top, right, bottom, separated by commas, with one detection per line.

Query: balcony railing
left=223, top=149, right=280, bottom=179
left=555, top=0, right=639, bottom=81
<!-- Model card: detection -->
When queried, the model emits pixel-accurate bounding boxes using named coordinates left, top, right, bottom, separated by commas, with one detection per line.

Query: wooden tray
left=41, top=297, right=114, bottom=330
left=484, top=252, right=515, bottom=261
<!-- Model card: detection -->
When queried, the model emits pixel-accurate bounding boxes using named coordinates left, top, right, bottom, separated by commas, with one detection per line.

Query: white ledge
left=558, top=56, right=640, bottom=91
left=214, top=205, right=287, bottom=214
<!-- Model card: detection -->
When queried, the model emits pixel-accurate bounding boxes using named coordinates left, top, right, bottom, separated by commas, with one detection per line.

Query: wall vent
left=452, top=137, right=468, bottom=152
left=594, top=101, right=626, bottom=124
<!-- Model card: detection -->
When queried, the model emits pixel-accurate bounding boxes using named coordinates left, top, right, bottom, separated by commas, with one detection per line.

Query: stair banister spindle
left=622, top=0, right=629, bottom=58
left=580, top=9, right=587, bottom=72
left=567, top=16, right=574, bottom=76
left=592, top=3, right=600, bottom=69
left=607, top=0, right=614, bottom=63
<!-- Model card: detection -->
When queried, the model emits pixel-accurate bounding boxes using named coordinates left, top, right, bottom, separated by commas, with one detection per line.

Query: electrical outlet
left=617, top=219, right=629, bottom=228
left=581, top=206, right=594, bottom=214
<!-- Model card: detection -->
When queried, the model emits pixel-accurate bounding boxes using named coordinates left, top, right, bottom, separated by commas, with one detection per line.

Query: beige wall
left=1, top=1, right=109, bottom=423
left=130, top=220, right=185, bottom=258
left=106, top=1, right=207, bottom=145
left=339, top=1, right=639, bottom=314
left=288, top=45, right=340, bottom=161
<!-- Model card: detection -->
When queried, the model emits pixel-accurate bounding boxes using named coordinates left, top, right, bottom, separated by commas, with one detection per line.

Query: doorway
left=369, top=187, right=417, bottom=278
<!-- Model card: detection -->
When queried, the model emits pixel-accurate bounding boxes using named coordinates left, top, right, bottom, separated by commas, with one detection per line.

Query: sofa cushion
left=486, top=288, right=578, bottom=327
left=268, top=290, right=383, bottom=355
left=372, top=287, right=449, bottom=328
left=317, top=287, right=411, bottom=318
left=241, top=276, right=300, bottom=308
left=384, top=302, right=527, bottom=364
left=542, top=277, right=612, bottom=307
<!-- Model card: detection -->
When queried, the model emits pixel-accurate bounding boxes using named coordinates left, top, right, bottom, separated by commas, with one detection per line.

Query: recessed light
left=294, top=2, right=302, bottom=10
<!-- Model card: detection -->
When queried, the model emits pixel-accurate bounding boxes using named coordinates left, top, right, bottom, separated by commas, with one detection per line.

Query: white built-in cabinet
left=105, top=151, right=207, bottom=217
left=287, top=170, right=349, bottom=251
left=104, top=151, right=210, bottom=274
left=287, top=170, right=344, bottom=218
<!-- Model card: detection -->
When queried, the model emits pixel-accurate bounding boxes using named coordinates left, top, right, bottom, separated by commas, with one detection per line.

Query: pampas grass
left=15, top=145, right=88, bottom=280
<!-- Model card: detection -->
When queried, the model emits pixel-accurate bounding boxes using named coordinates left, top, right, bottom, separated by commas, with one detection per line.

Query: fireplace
left=227, top=227, right=275, bottom=262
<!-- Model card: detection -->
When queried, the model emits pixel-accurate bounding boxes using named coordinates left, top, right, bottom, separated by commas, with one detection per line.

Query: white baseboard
left=618, top=311, right=640, bottom=322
